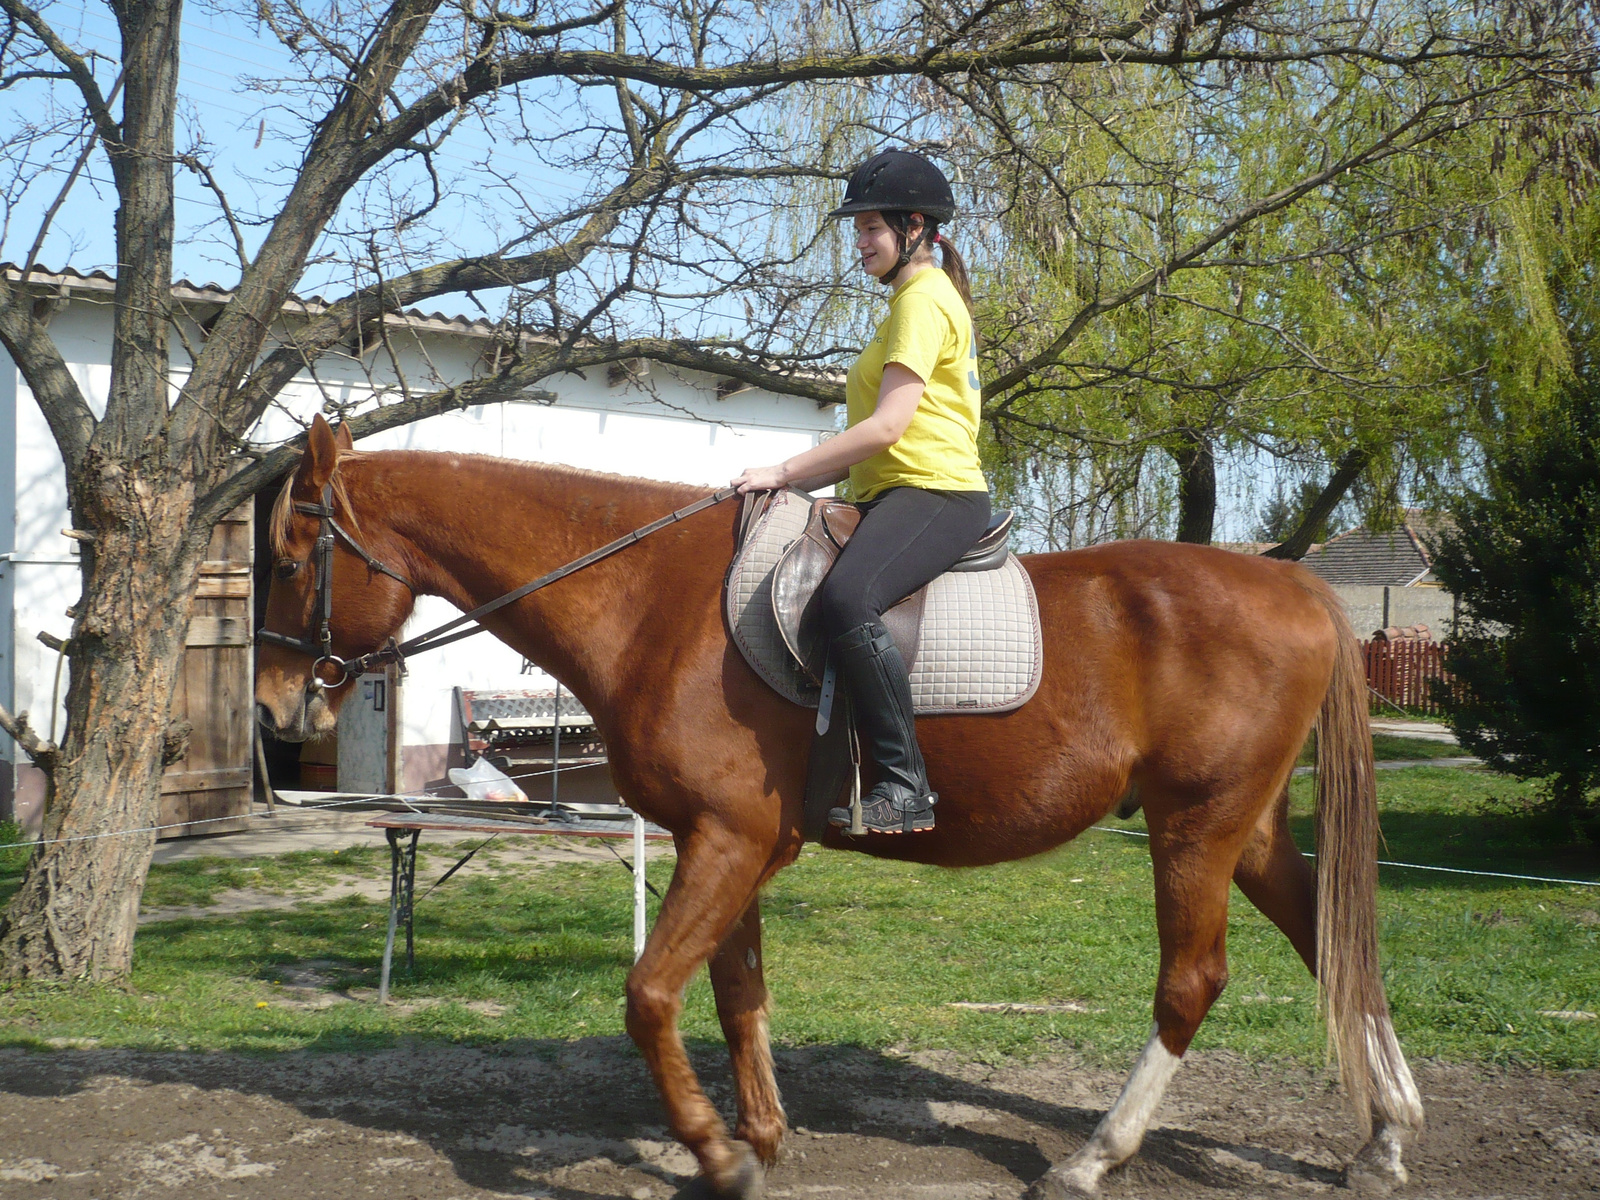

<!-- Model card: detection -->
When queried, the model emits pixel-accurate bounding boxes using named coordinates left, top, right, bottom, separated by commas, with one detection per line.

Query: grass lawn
left=0, top=765, right=1595, bottom=1070
left=1296, top=732, right=1469, bottom=766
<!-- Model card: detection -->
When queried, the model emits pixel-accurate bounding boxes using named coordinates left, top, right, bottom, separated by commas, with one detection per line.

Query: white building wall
left=2, top=302, right=114, bottom=827
left=3, top=296, right=836, bottom=818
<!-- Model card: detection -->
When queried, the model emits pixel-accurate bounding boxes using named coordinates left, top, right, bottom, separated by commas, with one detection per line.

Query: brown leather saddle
left=729, top=489, right=1021, bottom=840
left=770, top=497, right=1015, bottom=686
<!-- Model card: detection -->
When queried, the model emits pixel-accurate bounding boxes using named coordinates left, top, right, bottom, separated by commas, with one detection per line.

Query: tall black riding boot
left=826, top=621, right=937, bottom=833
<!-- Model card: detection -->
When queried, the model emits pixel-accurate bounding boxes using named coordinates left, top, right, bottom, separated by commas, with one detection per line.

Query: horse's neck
left=365, top=454, right=717, bottom=710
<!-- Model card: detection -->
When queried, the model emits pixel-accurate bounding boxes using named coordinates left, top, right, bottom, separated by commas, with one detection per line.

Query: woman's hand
left=732, top=464, right=790, bottom=494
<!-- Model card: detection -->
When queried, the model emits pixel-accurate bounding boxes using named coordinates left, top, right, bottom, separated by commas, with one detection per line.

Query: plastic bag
left=448, top=756, right=528, bottom=802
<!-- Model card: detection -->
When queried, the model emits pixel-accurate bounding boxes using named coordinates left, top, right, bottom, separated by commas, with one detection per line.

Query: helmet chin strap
left=880, top=219, right=932, bottom=286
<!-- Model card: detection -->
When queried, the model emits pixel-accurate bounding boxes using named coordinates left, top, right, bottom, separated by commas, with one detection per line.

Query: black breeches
left=816, top=486, right=992, bottom=636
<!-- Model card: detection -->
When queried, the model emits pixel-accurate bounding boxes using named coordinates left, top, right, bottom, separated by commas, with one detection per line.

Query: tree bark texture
left=0, top=479, right=204, bottom=979
left=104, top=0, right=180, bottom=457
left=1172, top=430, right=1216, bottom=545
left=0, top=0, right=193, bottom=981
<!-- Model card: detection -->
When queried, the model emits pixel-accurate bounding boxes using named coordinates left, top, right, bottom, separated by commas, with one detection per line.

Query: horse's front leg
left=626, top=824, right=772, bottom=1199
left=709, top=897, right=786, bottom=1166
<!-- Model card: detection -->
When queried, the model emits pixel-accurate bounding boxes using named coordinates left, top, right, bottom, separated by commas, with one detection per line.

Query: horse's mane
left=270, top=448, right=710, bottom=556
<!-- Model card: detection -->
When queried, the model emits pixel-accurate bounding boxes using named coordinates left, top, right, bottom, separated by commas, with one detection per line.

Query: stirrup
left=829, top=785, right=937, bottom=835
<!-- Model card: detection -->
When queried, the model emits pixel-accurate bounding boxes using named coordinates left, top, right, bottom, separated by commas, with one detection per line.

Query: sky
left=8, top=2, right=593, bottom=295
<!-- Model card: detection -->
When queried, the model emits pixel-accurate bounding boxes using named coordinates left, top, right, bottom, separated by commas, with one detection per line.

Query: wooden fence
left=1361, top=638, right=1456, bottom=716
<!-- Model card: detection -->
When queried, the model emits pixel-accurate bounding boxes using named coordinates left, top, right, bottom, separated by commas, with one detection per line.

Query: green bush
left=1431, top=367, right=1600, bottom=842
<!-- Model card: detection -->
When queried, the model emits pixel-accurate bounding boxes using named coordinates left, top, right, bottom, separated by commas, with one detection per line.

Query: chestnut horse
left=256, top=417, right=1423, bottom=1199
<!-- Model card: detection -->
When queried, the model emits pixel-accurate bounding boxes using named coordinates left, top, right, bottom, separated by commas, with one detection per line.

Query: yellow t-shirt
left=846, top=268, right=988, bottom=501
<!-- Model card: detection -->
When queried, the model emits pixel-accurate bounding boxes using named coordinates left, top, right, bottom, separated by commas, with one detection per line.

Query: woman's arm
left=732, top=363, right=924, bottom=493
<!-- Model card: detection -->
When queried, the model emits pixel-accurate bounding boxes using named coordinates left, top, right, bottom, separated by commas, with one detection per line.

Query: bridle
left=257, top=480, right=742, bottom=691
left=256, top=483, right=415, bottom=690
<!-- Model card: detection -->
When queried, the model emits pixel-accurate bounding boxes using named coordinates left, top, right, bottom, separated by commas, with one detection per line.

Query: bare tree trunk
left=1262, top=448, right=1370, bottom=561
left=0, top=0, right=191, bottom=981
left=1172, top=430, right=1216, bottom=545
left=0, top=479, right=202, bottom=979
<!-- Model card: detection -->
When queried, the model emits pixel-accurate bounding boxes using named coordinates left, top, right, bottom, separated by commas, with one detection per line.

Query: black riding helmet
left=828, top=149, right=957, bottom=222
left=829, top=150, right=956, bottom=284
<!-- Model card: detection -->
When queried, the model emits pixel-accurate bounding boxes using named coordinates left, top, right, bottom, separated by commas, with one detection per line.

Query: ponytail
left=933, top=232, right=976, bottom=319
left=883, top=211, right=977, bottom=319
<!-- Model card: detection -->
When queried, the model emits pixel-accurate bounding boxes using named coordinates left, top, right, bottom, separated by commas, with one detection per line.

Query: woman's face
left=853, top=211, right=923, bottom=282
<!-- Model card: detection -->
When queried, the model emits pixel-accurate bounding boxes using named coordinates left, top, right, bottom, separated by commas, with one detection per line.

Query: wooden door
left=159, top=505, right=253, bottom=837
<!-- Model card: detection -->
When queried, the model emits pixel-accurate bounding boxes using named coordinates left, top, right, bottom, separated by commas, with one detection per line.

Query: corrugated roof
left=4, top=263, right=846, bottom=405
left=2, top=262, right=505, bottom=338
left=1298, top=509, right=1444, bottom=587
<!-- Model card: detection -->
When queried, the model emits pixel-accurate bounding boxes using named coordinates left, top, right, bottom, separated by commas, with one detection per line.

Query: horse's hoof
left=1023, top=1164, right=1099, bottom=1199
left=1345, top=1127, right=1410, bottom=1195
left=679, top=1140, right=765, bottom=1200
left=735, top=1118, right=786, bottom=1168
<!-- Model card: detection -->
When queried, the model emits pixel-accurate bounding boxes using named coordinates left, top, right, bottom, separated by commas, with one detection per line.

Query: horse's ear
left=296, top=413, right=340, bottom=492
left=333, top=422, right=355, bottom=452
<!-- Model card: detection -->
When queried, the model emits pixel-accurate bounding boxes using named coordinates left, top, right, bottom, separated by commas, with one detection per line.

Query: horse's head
left=255, top=414, right=416, bottom=743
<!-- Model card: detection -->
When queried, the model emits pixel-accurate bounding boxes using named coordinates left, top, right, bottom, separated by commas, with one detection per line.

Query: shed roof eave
left=3, top=263, right=845, bottom=405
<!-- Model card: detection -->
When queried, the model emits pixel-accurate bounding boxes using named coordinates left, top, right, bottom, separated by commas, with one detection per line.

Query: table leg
left=380, top=828, right=401, bottom=1003
left=400, top=829, right=419, bottom=972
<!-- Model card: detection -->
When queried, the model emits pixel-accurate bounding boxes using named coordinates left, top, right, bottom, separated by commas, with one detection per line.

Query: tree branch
left=1262, top=447, right=1372, bottom=560
left=0, top=700, right=57, bottom=771
left=24, top=72, right=125, bottom=275
left=223, top=158, right=669, bottom=430
left=175, top=0, right=448, bottom=447
left=556, top=337, right=845, bottom=406
left=0, top=0, right=119, bottom=144
left=984, top=88, right=1517, bottom=399
left=0, top=275, right=97, bottom=473
left=197, top=371, right=558, bottom=527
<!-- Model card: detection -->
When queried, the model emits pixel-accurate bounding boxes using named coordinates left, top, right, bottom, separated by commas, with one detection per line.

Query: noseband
left=257, top=480, right=742, bottom=691
left=256, top=483, right=415, bottom=690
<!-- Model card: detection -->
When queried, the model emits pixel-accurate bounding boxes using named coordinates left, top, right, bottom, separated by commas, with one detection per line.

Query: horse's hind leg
left=626, top=828, right=773, bottom=1199
left=1234, top=788, right=1422, bottom=1195
left=1231, top=785, right=1316, bottom=972
left=708, top=897, right=786, bottom=1166
left=1027, top=806, right=1241, bottom=1199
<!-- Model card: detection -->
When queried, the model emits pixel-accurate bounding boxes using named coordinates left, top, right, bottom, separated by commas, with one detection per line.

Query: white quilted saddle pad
left=724, top=489, right=1043, bottom=715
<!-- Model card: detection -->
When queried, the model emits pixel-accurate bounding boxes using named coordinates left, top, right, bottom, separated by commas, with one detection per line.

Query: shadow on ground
left=0, top=1037, right=1594, bottom=1199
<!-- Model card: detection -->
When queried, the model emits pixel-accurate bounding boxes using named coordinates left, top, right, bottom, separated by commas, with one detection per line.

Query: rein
left=258, top=482, right=741, bottom=689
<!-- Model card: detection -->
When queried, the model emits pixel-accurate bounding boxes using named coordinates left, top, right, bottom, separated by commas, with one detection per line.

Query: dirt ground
left=0, top=1039, right=1594, bottom=1199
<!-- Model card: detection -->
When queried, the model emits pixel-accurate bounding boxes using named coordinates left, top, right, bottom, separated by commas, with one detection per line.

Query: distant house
left=1298, top=509, right=1448, bottom=588
left=1296, top=510, right=1457, bottom=637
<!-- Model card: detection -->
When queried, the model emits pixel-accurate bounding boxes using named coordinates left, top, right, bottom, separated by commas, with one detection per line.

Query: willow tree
left=772, top=2, right=1599, bottom=550
left=0, top=0, right=1594, bottom=981
left=975, top=4, right=1600, bottom=550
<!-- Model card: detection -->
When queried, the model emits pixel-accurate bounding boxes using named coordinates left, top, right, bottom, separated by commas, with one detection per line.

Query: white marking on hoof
left=1345, top=1126, right=1410, bottom=1196
left=1032, top=1028, right=1182, bottom=1197
left=1024, top=1155, right=1104, bottom=1198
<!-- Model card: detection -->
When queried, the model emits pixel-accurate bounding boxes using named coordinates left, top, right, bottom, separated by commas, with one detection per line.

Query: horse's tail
left=1308, top=581, right=1424, bottom=1138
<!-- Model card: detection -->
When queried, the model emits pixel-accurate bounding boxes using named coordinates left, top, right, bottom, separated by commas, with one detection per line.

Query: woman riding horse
left=733, top=149, right=989, bottom=835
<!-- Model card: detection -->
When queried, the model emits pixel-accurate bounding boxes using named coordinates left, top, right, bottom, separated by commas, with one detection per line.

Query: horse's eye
left=274, top=559, right=303, bottom=580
